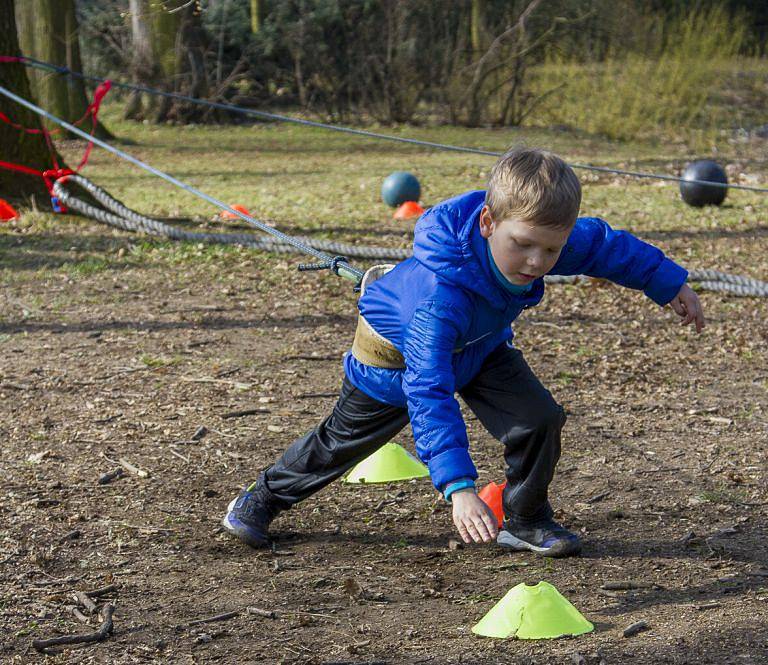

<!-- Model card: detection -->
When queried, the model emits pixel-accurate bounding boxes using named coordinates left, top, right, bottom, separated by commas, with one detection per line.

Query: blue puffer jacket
left=343, top=190, right=688, bottom=490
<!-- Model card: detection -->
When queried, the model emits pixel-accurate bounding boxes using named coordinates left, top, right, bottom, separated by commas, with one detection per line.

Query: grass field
left=1, top=112, right=767, bottom=663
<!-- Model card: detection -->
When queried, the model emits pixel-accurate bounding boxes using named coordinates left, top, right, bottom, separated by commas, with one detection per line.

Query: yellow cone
left=343, top=443, right=429, bottom=484
left=472, top=581, right=593, bottom=639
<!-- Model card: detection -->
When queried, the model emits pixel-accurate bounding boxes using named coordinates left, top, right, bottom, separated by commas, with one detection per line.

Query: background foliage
left=57, top=0, right=768, bottom=145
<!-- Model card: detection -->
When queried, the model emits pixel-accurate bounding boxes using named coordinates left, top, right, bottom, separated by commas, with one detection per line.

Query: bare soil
left=1, top=210, right=767, bottom=664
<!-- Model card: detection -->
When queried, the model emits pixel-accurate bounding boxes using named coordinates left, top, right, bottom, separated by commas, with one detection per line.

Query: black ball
left=679, top=160, right=728, bottom=207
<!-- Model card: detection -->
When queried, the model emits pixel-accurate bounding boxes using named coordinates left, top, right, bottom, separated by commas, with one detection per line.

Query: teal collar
left=486, top=241, right=532, bottom=295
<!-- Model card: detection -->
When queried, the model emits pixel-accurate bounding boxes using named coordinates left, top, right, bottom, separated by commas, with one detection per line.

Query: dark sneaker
left=222, top=475, right=284, bottom=549
left=497, top=518, right=582, bottom=558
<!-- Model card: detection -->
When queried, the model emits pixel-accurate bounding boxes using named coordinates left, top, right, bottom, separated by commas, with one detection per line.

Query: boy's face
left=479, top=206, right=573, bottom=285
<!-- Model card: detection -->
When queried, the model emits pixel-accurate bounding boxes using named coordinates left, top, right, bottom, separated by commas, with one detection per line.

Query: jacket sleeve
left=550, top=217, right=688, bottom=305
left=402, top=299, right=476, bottom=491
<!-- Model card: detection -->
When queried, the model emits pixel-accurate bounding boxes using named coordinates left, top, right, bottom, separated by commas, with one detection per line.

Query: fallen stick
left=602, top=580, right=658, bottom=591
left=32, top=603, right=114, bottom=652
left=58, top=529, right=81, bottom=544
left=623, top=620, right=649, bottom=638
left=30, top=576, right=82, bottom=587
left=244, top=606, right=337, bottom=621
left=246, top=607, right=278, bottom=619
left=118, top=458, right=150, bottom=478
left=221, top=408, right=270, bottom=419
left=73, top=591, right=97, bottom=614
left=86, top=584, right=119, bottom=598
left=67, top=605, right=91, bottom=624
left=169, top=448, right=190, bottom=463
left=187, top=610, right=240, bottom=626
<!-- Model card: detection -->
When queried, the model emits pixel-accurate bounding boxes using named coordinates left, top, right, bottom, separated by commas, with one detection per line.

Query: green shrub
left=530, top=6, right=763, bottom=144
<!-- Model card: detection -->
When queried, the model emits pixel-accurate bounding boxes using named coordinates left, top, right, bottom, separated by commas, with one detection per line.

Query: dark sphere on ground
left=679, top=160, right=728, bottom=207
left=381, top=171, right=421, bottom=207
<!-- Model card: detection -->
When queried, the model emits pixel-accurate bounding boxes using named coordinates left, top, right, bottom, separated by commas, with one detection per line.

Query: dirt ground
left=2, top=135, right=768, bottom=663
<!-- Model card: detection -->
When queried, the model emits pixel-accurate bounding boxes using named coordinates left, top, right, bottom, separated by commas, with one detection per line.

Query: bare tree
left=0, top=0, right=64, bottom=199
left=125, top=0, right=210, bottom=123
left=15, top=0, right=112, bottom=138
left=450, top=0, right=584, bottom=127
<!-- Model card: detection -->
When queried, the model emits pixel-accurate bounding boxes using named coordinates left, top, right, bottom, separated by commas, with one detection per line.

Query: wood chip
left=246, top=607, right=278, bottom=619
left=86, top=584, right=119, bottom=598
left=221, top=408, right=270, bottom=419
left=623, top=620, right=649, bottom=637
left=118, top=458, right=150, bottom=478
left=98, top=468, right=124, bottom=485
left=695, top=602, right=722, bottom=610
left=73, top=591, right=97, bottom=614
left=601, top=580, right=656, bottom=591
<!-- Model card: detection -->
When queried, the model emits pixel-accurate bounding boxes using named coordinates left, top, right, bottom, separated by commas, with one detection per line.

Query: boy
left=223, top=147, right=704, bottom=557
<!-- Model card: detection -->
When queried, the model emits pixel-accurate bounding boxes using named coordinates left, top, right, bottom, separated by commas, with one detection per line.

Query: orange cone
left=393, top=200, right=424, bottom=220
left=220, top=203, right=251, bottom=220
left=478, top=481, right=506, bottom=528
left=0, top=198, right=19, bottom=222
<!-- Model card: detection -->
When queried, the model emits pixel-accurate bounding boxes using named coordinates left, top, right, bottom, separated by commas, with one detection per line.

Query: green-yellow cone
left=343, top=442, right=429, bottom=484
left=472, top=581, right=594, bottom=639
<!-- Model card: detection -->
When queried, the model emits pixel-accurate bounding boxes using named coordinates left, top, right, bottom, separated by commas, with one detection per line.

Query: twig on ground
left=695, top=602, right=722, bottom=610
left=58, top=529, right=81, bottom=544
left=67, top=605, right=92, bottom=624
left=86, top=584, right=119, bottom=598
left=30, top=576, right=82, bottom=587
left=118, top=458, right=150, bottom=478
left=187, top=610, right=240, bottom=626
left=601, top=580, right=658, bottom=591
left=73, top=591, right=97, bottom=614
left=623, top=620, right=649, bottom=637
left=113, top=522, right=175, bottom=533
left=246, top=607, right=278, bottom=619
left=98, top=468, right=124, bottom=485
left=221, top=408, right=270, bottom=419
left=169, top=448, right=191, bottom=463
left=32, top=603, right=114, bottom=652
left=93, top=413, right=122, bottom=424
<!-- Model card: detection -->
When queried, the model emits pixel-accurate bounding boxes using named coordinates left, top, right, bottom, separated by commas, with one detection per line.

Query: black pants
left=264, top=342, right=565, bottom=525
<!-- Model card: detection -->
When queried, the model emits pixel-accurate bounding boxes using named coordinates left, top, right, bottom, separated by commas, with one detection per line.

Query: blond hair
left=486, top=147, right=581, bottom=228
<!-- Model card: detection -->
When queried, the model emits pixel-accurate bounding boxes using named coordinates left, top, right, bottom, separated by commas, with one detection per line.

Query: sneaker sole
left=220, top=498, right=238, bottom=533
left=497, top=530, right=581, bottom=558
left=221, top=498, right=271, bottom=549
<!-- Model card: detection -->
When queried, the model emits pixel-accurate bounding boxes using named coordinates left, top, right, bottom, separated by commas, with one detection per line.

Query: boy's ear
left=479, top=205, right=494, bottom=239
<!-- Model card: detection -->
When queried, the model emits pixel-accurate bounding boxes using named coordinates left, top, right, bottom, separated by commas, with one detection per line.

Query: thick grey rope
left=54, top=175, right=411, bottom=259
left=0, top=84, right=364, bottom=284
left=54, top=176, right=768, bottom=297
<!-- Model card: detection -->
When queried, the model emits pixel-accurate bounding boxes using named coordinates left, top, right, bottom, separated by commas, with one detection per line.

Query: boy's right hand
left=451, top=489, right=499, bottom=544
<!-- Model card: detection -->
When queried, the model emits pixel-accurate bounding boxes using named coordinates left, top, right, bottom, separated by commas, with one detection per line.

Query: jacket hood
left=412, top=190, right=516, bottom=310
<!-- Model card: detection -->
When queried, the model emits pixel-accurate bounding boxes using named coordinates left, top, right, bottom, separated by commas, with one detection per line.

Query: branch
left=32, top=604, right=115, bottom=653
left=514, top=82, right=567, bottom=124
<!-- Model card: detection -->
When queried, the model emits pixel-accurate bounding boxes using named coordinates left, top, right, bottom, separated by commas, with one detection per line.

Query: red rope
left=0, top=55, right=111, bottom=211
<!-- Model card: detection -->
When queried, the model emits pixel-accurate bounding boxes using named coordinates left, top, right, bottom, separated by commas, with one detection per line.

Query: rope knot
left=297, top=255, right=348, bottom=275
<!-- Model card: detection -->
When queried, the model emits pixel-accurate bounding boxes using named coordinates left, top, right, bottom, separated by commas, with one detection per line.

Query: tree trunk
left=15, top=0, right=112, bottom=138
left=0, top=0, right=64, bottom=200
left=470, top=0, right=485, bottom=54
left=250, top=0, right=262, bottom=34
left=125, top=0, right=159, bottom=120
left=126, top=0, right=210, bottom=123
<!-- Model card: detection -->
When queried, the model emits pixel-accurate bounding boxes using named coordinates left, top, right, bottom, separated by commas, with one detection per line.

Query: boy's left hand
left=669, top=284, right=705, bottom=333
